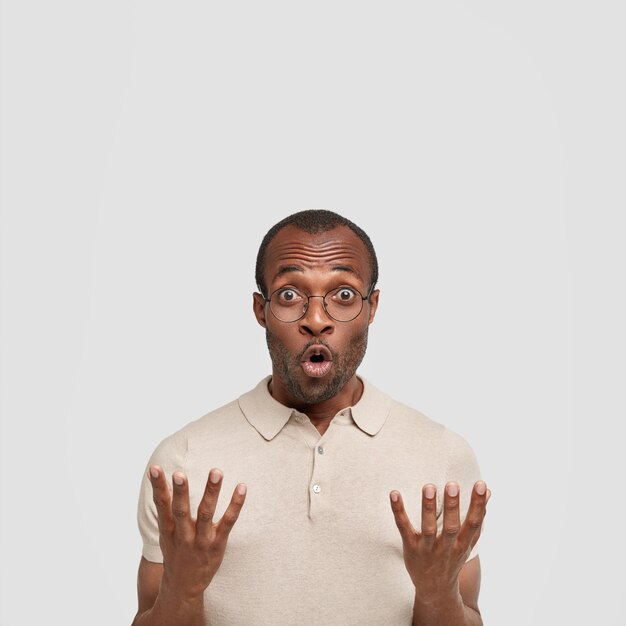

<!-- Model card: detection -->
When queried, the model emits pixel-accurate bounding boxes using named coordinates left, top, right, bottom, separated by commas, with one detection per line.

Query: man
left=132, top=209, right=490, bottom=626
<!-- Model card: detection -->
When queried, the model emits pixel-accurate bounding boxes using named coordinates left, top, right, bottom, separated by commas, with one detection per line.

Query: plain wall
left=2, top=1, right=625, bottom=624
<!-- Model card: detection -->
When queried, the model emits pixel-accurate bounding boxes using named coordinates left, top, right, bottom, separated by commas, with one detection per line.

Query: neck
left=269, top=373, right=364, bottom=424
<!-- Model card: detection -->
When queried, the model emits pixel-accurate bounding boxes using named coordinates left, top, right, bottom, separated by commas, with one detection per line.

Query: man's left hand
left=389, top=481, right=490, bottom=599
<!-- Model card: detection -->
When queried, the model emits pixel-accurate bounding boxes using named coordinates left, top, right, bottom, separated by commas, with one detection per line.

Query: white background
left=1, top=1, right=624, bottom=625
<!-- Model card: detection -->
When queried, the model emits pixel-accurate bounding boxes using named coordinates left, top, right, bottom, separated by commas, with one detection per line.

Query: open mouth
left=300, top=345, right=334, bottom=378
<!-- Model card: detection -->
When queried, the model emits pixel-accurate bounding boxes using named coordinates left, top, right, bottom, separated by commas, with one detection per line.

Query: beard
left=265, top=327, right=369, bottom=405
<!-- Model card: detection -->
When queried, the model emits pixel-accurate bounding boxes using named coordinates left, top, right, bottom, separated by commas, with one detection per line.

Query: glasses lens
left=269, top=286, right=365, bottom=322
left=325, top=286, right=363, bottom=322
left=269, top=287, right=306, bottom=322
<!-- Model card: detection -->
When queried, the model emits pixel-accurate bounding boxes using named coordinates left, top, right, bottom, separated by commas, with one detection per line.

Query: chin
left=289, top=369, right=353, bottom=405
left=265, top=326, right=367, bottom=405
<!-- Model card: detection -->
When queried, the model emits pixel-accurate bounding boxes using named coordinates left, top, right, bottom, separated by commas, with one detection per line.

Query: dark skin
left=252, top=224, right=380, bottom=434
left=132, top=225, right=490, bottom=626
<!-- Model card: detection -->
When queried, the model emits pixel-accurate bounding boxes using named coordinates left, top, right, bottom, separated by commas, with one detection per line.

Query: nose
left=299, top=295, right=334, bottom=336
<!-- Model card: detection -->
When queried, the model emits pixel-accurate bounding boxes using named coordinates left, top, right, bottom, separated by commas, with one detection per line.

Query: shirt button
left=317, top=446, right=324, bottom=454
left=312, top=484, right=321, bottom=493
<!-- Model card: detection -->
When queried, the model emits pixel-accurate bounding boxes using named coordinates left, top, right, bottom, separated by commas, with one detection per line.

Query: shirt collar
left=238, top=375, right=392, bottom=441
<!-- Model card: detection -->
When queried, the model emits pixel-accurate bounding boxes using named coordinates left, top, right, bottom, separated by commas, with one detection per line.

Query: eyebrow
left=273, top=265, right=304, bottom=281
left=331, top=265, right=363, bottom=280
left=272, top=264, right=363, bottom=282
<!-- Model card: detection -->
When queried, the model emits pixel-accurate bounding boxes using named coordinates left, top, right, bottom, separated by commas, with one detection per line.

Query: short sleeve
left=439, top=428, right=483, bottom=563
left=136, top=429, right=188, bottom=563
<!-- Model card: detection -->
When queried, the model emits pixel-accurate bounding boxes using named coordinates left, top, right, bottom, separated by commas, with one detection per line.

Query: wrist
left=413, top=578, right=460, bottom=606
left=413, top=586, right=466, bottom=625
left=159, top=575, right=205, bottom=609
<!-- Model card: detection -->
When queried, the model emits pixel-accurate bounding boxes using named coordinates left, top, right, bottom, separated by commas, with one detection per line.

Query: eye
left=276, top=288, right=303, bottom=304
left=332, top=287, right=358, bottom=304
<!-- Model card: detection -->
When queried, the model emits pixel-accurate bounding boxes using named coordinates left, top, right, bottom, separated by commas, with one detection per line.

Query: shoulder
left=389, top=396, right=447, bottom=435
left=393, top=397, right=478, bottom=460
left=368, top=381, right=478, bottom=463
left=184, top=398, right=244, bottom=442
left=146, top=397, right=244, bottom=464
left=371, top=381, right=447, bottom=446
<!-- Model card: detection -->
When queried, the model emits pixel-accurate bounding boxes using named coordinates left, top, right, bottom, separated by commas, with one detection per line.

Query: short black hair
left=255, top=209, right=378, bottom=297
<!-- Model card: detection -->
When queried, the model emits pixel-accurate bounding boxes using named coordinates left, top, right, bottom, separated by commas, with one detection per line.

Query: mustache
left=300, top=339, right=334, bottom=360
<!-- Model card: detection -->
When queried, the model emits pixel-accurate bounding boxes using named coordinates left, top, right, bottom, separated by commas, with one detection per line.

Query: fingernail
left=424, top=485, right=436, bottom=499
left=149, top=466, right=159, bottom=479
left=173, top=473, right=184, bottom=486
left=209, top=470, right=221, bottom=484
left=447, top=483, right=459, bottom=497
left=390, top=491, right=399, bottom=502
left=476, top=481, right=486, bottom=495
left=237, top=483, right=247, bottom=495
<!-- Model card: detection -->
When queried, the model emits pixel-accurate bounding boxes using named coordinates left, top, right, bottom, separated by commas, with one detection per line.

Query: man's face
left=253, top=225, right=379, bottom=405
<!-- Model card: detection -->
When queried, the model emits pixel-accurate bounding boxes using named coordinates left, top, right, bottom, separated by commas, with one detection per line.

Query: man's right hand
left=148, top=465, right=247, bottom=603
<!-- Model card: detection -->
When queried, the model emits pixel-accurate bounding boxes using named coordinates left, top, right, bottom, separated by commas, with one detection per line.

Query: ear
left=367, top=289, right=380, bottom=324
left=253, top=292, right=267, bottom=328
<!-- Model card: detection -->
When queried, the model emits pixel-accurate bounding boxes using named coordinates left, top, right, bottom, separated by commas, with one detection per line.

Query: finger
left=457, top=481, right=488, bottom=549
left=171, top=472, right=194, bottom=542
left=149, top=465, right=174, bottom=534
left=195, top=468, right=224, bottom=538
left=215, top=483, right=248, bottom=542
left=389, top=491, right=417, bottom=546
left=442, top=482, right=461, bottom=540
left=469, top=487, right=491, bottom=547
left=420, top=484, right=438, bottom=547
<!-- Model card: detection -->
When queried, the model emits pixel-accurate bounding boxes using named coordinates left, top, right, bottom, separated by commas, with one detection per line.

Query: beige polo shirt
left=137, top=375, right=482, bottom=626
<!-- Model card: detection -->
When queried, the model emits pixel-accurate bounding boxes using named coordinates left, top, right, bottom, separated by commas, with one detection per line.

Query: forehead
left=264, top=225, right=371, bottom=285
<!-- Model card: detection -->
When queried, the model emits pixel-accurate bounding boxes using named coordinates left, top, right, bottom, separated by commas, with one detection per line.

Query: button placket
left=309, top=433, right=331, bottom=519
left=311, top=442, right=322, bottom=503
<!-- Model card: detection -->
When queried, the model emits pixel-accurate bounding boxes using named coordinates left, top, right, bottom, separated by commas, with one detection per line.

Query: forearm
left=412, top=591, right=483, bottom=626
left=131, top=584, right=204, bottom=626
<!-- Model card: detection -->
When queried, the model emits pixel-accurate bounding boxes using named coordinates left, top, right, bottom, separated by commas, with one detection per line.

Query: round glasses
left=264, top=285, right=373, bottom=323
